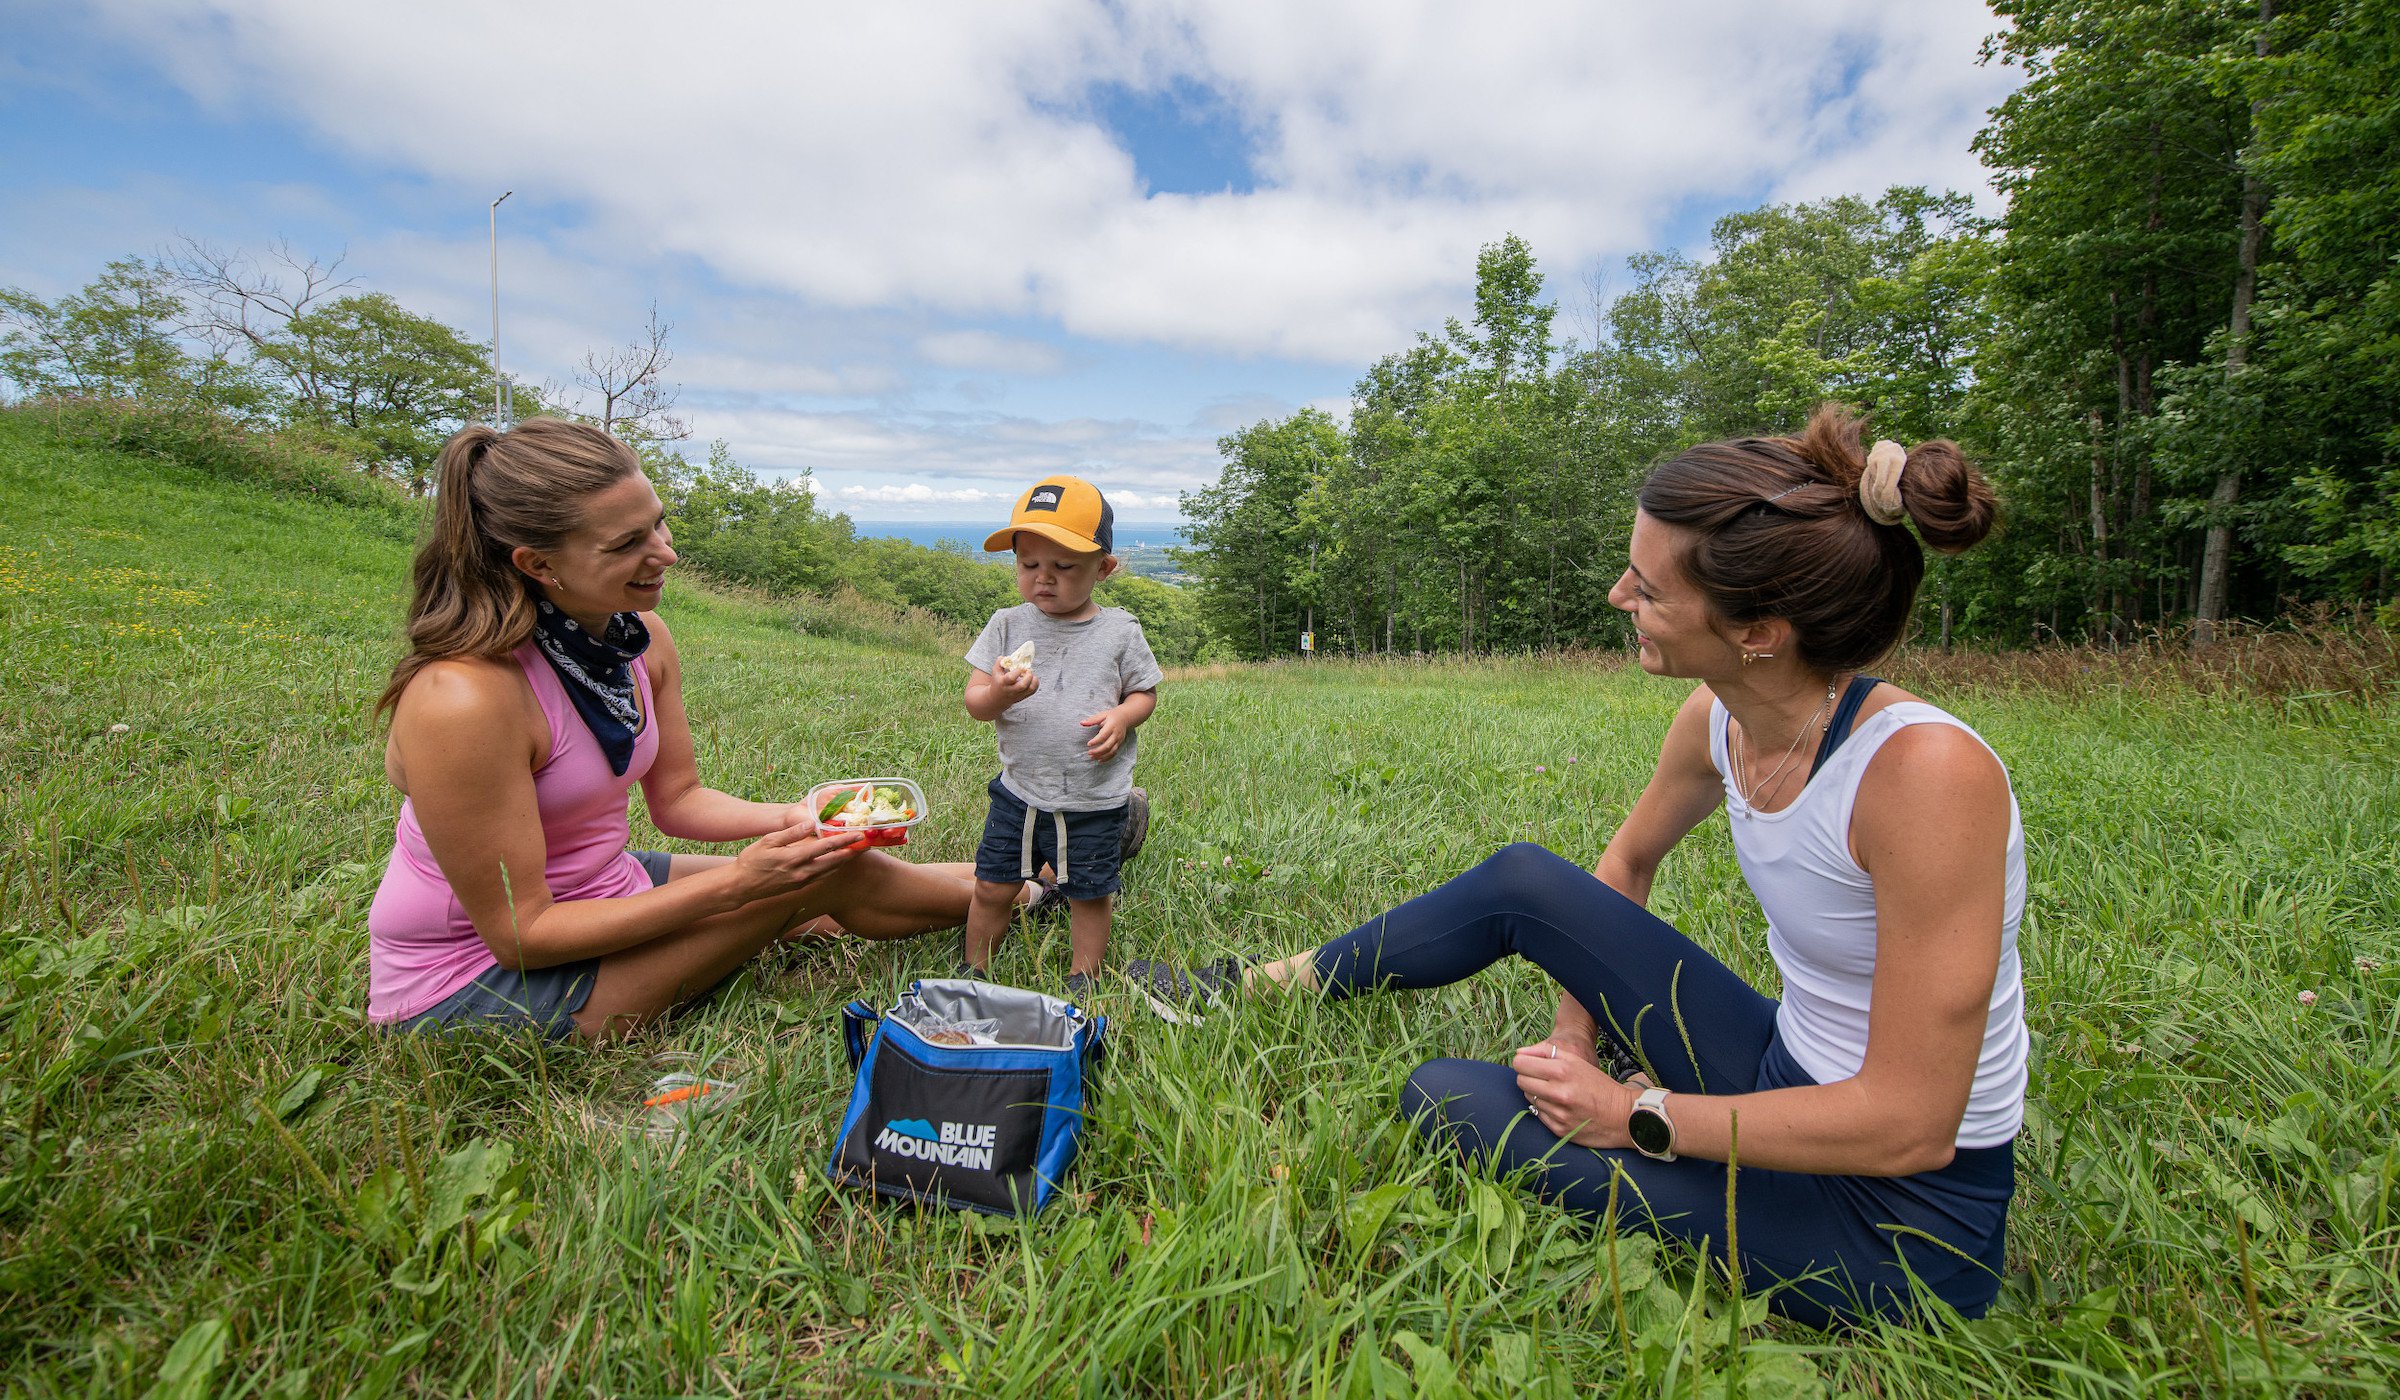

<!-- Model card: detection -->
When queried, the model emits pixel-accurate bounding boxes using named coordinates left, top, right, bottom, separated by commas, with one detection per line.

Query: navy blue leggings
left=1316, top=843, right=2014, bottom=1327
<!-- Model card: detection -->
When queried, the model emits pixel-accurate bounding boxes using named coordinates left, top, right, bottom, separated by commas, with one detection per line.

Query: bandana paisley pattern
left=531, top=599, right=651, bottom=776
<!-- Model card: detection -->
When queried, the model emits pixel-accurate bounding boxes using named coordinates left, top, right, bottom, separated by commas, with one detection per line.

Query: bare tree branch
left=163, top=237, right=355, bottom=358
left=571, top=303, right=687, bottom=442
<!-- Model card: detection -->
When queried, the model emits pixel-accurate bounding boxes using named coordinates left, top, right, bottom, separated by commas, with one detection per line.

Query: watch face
left=1628, top=1106, right=1672, bottom=1157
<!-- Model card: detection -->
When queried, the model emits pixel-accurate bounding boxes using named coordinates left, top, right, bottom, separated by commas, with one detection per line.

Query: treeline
left=1181, top=0, right=2398, bottom=657
left=642, top=439, right=1207, bottom=662
left=0, top=249, right=1209, bottom=664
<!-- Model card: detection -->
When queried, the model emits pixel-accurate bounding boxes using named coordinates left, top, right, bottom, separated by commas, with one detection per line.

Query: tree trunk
left=2196, top=0, right=2274, bottom=649
left=1460, top=558, right=1470, bottom=655
left=2131, top=123, right=2163, bottom=626
left=2089, top=409, right=2112, bottom=639
left=2109, top=299, right=2132, bottom=628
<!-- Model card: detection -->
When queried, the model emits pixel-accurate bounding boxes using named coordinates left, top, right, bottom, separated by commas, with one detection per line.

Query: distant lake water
left=847, top=520, right=1190, bottom=554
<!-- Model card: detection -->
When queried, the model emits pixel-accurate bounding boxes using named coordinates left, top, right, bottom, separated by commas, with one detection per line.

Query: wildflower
left=2358, top=957, right=2383, bottom=973
left=2298, top=990, right=2318, bottom=1006
left=1534, top=765, right=1547, bottom=774
left=108, top=723, right=130, bottom=735
left=1223, top=856, right=1232, bottom=867
left=1567, top=757, right=1578, bottom=765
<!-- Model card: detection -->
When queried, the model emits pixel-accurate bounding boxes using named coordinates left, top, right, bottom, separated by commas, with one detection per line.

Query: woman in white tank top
left=1128, top=406, right=2026, bottom=1326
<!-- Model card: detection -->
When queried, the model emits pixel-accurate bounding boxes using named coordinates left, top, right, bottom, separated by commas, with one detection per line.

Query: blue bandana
left=530, top=599, right=651, bottom=776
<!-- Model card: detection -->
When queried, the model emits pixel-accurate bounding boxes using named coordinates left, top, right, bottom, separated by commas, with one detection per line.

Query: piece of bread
left=994, top=640, right=1037, bottom=674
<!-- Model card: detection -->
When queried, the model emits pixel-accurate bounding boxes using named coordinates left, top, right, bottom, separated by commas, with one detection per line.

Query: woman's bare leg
left=574, top=852, right=1043, bottom=1037
left=574, top=885, right=819, bottom=1038
left=666, top=853, right=1029, bottom=939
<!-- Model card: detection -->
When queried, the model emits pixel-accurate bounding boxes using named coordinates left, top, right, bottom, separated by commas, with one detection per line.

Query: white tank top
left=1709, top=696, right=2029, bottom=1147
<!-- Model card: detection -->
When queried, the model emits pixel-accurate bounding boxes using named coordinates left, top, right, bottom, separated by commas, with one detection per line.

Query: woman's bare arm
left=1548, top=685, right=1729, bottom=1053
left=392, top=656, right=857, bottom=969
left=1516, top=721, right=2012, bottom=1175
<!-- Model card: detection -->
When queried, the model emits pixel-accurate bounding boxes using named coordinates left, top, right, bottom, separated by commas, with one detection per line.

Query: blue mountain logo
left=884, top=1118, right=938, bottom=1141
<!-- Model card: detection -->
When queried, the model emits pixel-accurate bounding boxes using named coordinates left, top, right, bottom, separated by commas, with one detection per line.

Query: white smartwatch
left=1627, top=1087, right=1677, bottom=1161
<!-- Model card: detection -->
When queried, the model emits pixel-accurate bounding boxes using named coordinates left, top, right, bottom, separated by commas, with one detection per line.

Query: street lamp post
left=489, top=190, right=513, bottom=423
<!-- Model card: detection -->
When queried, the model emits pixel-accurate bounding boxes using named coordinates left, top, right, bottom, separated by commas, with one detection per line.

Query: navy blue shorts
left=973, top=776, right=1127, bottom=900
left=393, top=848, right=674, bottom=1039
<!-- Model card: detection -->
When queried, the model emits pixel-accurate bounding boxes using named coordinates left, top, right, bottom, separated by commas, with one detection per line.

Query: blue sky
left=0, top=1, right=2018, bottom=524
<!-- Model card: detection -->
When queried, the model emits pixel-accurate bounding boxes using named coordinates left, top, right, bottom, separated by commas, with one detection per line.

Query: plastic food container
left=805, top=777, right=929, bottom=848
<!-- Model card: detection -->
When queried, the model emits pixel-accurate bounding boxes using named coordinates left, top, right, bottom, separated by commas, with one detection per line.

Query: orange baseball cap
left=984, top=476, right=1115, bottom=554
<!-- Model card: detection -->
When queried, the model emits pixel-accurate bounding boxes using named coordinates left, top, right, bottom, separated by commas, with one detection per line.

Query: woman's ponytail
left=377, top=419, right=642, bottom=718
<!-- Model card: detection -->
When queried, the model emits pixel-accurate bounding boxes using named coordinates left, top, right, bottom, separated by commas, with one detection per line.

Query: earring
left=1742, top=650, right=1775, bottom=667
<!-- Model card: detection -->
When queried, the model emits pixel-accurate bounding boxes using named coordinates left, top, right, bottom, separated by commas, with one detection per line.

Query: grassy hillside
left=2, top=410, right=2397, bottom=1396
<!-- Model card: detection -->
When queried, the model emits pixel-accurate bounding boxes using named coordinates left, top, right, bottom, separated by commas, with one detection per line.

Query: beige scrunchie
left=1860, top=439, right=1909, bottom=526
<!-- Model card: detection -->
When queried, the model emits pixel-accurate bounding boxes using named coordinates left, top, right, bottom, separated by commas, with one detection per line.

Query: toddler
left=961, top=476, right=1160, bottom=995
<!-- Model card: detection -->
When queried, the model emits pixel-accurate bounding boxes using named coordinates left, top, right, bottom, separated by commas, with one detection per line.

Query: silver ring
left=1548, top=1043, right=1559, bottom=1059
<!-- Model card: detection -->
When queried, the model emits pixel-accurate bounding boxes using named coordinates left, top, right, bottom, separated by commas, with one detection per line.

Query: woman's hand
left=732, top=822, right=867, bottom=902
left=1512, top=1041, right=1641, bottom=1150
left=775, top=800, right=824, bottom=834
left=1539, top=1026, right=1602, bottom=1068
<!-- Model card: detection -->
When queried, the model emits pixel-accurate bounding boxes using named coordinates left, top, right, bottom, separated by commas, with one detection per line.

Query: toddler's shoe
left=1063, top=970, right=1095, bottom=1001
left=1121, top=955, right=1250, bottom=1025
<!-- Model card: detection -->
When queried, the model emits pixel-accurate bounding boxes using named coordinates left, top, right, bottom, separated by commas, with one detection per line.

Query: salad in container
left=806, top=777, right=929, bottom=848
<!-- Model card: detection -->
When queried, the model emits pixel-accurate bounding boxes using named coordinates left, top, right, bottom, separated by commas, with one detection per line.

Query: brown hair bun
left=1637, top=403, right=1998, bottom=672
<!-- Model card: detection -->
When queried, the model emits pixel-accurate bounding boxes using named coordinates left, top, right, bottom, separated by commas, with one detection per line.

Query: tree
left=160, top=239, right=493, bottom=488
left=2244, top=0, right=2400, bottom=608
left=1179, top=411, right=1340, bottom=660
left=571, top=304, right=688, bottom=443
left=645, top=438, right=844, bottom=595
left=166, top=239, right=354, bottom=368
left=266, top=293, right=493, bottom=492
left=1974, top=0, right=2253, bottom=639
left=0, top=259, right=197, bottom=403
left=2193, top=0, right=2279, bottom=645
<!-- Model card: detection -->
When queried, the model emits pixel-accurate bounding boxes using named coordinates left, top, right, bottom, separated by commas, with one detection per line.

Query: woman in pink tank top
left=369, top=419, right=1028, bottom=1039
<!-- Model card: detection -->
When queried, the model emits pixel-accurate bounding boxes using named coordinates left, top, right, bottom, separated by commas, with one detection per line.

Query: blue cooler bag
left=827, top=978, right=1106, bottom=1215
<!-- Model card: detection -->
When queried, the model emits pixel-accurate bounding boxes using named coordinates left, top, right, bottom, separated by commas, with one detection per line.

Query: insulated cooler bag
left=827, top=978, right=1106, bottom=1215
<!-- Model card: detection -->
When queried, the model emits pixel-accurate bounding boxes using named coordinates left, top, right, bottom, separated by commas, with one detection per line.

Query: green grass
left=2, top=408, right=2397, bottom=1396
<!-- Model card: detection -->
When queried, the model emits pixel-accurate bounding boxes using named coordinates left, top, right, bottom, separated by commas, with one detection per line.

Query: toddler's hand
left=993, top=665, right=1040, bottom=705
left=1081, top=708, right=1130, bottom=761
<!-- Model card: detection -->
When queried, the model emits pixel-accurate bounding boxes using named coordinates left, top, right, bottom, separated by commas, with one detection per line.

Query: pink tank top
left=366, top=644, right=662, bottom=1021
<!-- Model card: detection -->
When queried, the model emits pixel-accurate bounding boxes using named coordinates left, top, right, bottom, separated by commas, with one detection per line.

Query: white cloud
left=79, top=0, right=2017, bottom=363
left=916, top=330, right=1067, bottom=376
left=23, top=1, right=2018, bottom=520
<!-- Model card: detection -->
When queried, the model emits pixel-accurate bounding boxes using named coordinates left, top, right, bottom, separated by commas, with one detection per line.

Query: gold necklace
left=1733, top=679, right=1839, bottom=817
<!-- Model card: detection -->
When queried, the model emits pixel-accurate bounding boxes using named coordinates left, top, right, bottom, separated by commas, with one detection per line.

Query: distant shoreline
left=847, top=520, right=1190, bottom=554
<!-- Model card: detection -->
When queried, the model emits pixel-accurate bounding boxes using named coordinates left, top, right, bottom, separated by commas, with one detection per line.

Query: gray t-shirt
left=966, top=603, right=1162, bottom=812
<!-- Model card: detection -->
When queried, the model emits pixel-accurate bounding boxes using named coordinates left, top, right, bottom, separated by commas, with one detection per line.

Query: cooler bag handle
left=842, top=1000, right=878, bottom=1070
left=1081, top=1013, right=1109, bottom=1071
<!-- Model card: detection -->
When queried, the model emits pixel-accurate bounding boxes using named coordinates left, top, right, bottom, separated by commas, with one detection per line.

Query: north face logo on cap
left=1028, top=487, right=1063, bottom=512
